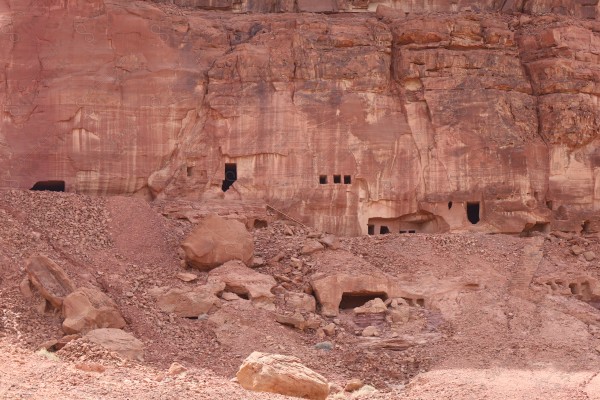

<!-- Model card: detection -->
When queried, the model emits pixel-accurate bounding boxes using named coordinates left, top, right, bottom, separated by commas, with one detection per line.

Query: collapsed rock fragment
left=181, top=215, right=254, bottom=270
left=208, top=260, right=276, bottom=309
left=62, top=287, right=127, bottom=334
left=25, top=255, right=76, bottom=309
left=236, top=351, right=329, bottom=400
left=85, top=328, right=144, bottom=361
left=154, top=282, right=225, bottom=317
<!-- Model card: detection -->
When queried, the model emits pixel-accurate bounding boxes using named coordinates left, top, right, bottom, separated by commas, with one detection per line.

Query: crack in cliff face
left=515, top=35, right=547, bottom=149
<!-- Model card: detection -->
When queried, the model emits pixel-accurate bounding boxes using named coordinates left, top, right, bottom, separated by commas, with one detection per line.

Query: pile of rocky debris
left=20, top=255, right=144, bottom=362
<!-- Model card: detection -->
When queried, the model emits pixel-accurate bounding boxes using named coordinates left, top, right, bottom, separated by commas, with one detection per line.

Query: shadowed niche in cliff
left=467, top=202, right=480, bottom=224
left=30, top=181, right=65, bottom=192
left=221, top=163, right=237, bottom=192
left=339, top=292, right=388, bottom=309
left=521, top=222, right=550, bottom=236
left=368, top=211, right=450, bottom=235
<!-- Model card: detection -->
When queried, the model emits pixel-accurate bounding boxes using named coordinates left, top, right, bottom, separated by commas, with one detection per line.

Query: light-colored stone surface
left=284, top=292, right=317, bottom=313
left=208, top=260, right=276, bottom=308
left=154, top=283, right=224, bottom=318
left=85, top=328, right=144, bottom=361
left=62, top=287, right=126, bottom=334
left=236, top=351, right=329, bottom=400
left=353, top=298, right=387, bottom=314
left=25, top=256, right=75, bottom=309
left=182, top=215, right=253, bottom=270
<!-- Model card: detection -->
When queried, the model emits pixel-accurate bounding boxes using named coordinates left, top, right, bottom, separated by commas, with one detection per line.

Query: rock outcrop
left=85, top=328, right=144, bottom=361
left=236, top=351, right=330, bottom=400
left=153, top=282, right=225, bottom=317
left=2, top=0, right=600, bottom=236
left=182, top=215, right=254, bottom=270
left=208, top=260, right=276, bottom=309
left=25, top=256, right=76, bottom=309
left=62, top=287, right=127, bottom=334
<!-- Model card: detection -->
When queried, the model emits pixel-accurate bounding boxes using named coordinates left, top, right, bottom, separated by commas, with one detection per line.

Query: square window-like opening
left=380, top=226, right=390, bottom=234
left=368, top=225, right=375, bottom=235
left=319, top=175, right=328, bottom=184
left=344, top=175, right=351, bottom=184
left=333, top=175, right=341, bottom=184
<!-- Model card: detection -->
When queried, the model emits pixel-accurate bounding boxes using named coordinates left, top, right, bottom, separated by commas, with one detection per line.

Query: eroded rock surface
left=62, top=287, right=127, bottom=334
left=236, top=351, right=330, bottom=400
left=84, top=328, right=144, bottom=361
left=208, top=260, right=276, bottom=309
left=25, top=256, right=76, bottom=309
left=182, top=215, right=254, bottom=270
left=2, top=1, right=600, bottom=236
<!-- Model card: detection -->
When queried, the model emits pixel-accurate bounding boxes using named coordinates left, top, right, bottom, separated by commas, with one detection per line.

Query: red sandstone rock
left=1, top=0, right=600, bottom=237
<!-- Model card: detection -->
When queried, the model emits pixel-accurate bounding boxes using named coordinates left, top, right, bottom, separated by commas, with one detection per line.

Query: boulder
left=345, top=378, right=364, bottom=392
left=284, top=292, right=317, bottom=313
left=318, top=234, right=340, bottom=249
left=154, top=282, right=225, bottom=317
left=362, top=326, right=379, bottom=337
left=25, top=256, right=75, bottom=309
left=181, top=215, right=254, bottom=270
left=301, top=240, right=325, bottom=255
left=584, top=251, right=596, bottom=261
left=236, top=352, right=329, bottom=400
left=176, top=272, right=198, bottom=282
left=353, top=298, right=387, bottom=314
left=62, top=287, right=126, bottom=334
left=275, top=312, right=321, bottom=331
left=85, top=328, right=144, bottom=361
left=208, top=260, right=276, bottom=308
left=389, top=308, right=410, bottom=324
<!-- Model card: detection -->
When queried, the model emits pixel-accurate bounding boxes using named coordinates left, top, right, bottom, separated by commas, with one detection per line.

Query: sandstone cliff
left=1, top=0, right=600, bottom=235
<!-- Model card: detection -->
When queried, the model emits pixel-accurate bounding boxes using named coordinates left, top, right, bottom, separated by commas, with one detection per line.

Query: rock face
left=236, top=351, right=329, bottom=400
left=182, top=215, right=254, bottom=270
left=3, top=0, right=600, bottom=236
left=154, top=282, right=224, bottom=317
left=208, top=260, right=276, bottom=308
left=145, top=0, right=600, bottom=18
left=85, top=328, right=144, bottom=361
left=25, top=256, right=75, bottom=309
left=62, top=287, right=127, bottom=334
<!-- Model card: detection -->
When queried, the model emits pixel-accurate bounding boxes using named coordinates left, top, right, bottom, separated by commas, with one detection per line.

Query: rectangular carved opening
left=467, top=202, right=480, bottom=224
left=368, top=224, right=375, bottom=235
left=222, top=163, right=237, bottom=192
left=30, top=181, right=65, bottom=192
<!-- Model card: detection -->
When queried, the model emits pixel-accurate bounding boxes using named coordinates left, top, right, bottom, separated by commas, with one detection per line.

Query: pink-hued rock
left=2, top=1, right=600, bottom=237
left=25, top=256, right=76, bottom=309
left=62, top=287, right=126, bottom=334
left=236, top=351, right=329, bottom=400
left=208, top=260, right=276, bottom=308
left=182, top=215, right=254, bottom=270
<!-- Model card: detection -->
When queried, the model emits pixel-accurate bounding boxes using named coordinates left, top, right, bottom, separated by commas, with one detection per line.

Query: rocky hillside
left=0, top=190, right=599, bottom=398
left=2, top=0, right=600, bottom=235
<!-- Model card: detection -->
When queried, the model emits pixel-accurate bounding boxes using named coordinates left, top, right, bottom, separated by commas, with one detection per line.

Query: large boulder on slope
left=236, top=351, right=329, bottom=400
left=181, top=215, right=254, bottom=270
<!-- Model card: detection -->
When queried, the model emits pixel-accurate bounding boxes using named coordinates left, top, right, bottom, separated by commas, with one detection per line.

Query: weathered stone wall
left=1, top=0, right=600, bottom=235
left=149, top=0, right=600, bottom=18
